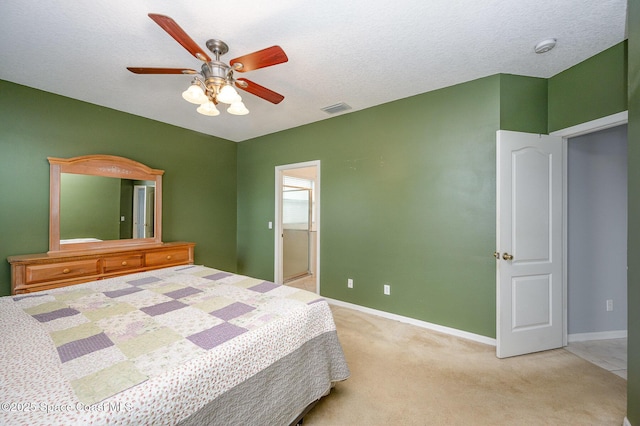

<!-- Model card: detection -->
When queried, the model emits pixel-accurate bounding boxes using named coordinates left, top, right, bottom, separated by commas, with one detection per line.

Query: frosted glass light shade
left=182, top=84, right=208, bottom=104
left=217, top=84, right=241, bottom=104
left=227, top=101, right=249, bottom=115
left=197, top=101, right=220, bottom=116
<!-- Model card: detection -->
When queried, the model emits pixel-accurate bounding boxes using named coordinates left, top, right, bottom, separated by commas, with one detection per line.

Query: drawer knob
left=166, top=255, right=172, bottom=260
left=62, top=268, right=70, bottom=274
left=121, top=261, right=128, bottom=266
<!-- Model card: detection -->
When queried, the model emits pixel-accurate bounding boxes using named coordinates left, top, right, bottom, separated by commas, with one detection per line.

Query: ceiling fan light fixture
left=197, top=100, right=220, bottom=116
left=217, top=84, right=241, bottom=104
left=182, top=81, right=208, bottom=104
left=129, top=15, right=287, bottom=118
left=227, top=101, right=249, bottom=116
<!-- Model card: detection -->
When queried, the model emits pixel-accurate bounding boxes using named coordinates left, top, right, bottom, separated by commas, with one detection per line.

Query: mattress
left=0, top=265, right=349, bottom=425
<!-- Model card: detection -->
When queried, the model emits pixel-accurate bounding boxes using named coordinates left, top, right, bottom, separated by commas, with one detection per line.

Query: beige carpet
left=303, top=306, right=627, bottom=425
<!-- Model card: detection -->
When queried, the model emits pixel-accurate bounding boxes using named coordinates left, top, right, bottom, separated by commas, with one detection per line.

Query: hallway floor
left=285, top=274, right=316, bottom=292
left=566, top=338, right=627, bottom=379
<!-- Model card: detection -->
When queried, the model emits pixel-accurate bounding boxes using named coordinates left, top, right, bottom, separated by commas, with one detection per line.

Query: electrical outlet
left=383, top=284, right=391, bottom=295
left=606, top=299, right=613, bottom=312
left=347, top=278, right=353, bottom=289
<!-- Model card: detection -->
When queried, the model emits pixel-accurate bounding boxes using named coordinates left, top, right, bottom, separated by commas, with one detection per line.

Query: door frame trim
left=274, top=160, right=321, bottom=291
left=550, top=110, right=628, bottom=346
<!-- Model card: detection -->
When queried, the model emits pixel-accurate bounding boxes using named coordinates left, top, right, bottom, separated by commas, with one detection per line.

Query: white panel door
left=496, top=130, right=563, bottom=358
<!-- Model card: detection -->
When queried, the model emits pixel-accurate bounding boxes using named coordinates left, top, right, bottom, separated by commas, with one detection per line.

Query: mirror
left=59, top=175, right=156, bottom=242
left=49, top=155, right=163, bottom=252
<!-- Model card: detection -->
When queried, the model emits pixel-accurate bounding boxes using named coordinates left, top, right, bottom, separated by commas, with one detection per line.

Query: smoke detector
left=534, top=38, right=557, bottom=54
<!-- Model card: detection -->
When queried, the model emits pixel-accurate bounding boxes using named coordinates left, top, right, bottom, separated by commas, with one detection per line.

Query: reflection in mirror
left=59, top=174, right=155, bottom=244
left=49, top=155, right=163, bottom=253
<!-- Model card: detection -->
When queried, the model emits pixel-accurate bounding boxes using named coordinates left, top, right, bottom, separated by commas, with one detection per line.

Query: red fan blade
left=230, top=46, right=288, bottom=72
left=127, top=67, right=198, bottom=74
left=148, top=13, right=211, bottom=62
left=235, top=78, right=284, bottom=104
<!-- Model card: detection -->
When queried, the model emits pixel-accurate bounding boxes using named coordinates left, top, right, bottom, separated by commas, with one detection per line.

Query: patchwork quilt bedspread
left=0, top=265, right=349, bottom=425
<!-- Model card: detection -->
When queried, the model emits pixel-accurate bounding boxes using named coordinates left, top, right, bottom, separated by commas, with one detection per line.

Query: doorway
left=274, top=161, right=320, bottom=293
left=118, top=180, right=155, bottom=240
left=133, top=185, right=154, bottom=239
left=564, top=123, right=628, bottom=378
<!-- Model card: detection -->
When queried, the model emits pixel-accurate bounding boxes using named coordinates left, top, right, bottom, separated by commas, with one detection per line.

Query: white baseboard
left=624, top=416, right=632, bottom=426
left=568, top=330, right=627, bottom=342
left=325, top=298, right=497, bottom=346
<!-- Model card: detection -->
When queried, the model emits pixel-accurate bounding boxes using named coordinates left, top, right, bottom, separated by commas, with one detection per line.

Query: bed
left=0, top=264, right=349, bottom=425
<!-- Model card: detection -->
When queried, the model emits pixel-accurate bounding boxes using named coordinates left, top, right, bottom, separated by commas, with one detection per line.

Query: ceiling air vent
left=321, top=102, right=352, bottom=115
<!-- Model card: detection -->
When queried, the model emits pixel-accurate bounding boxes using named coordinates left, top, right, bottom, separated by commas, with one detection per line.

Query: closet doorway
left=274, top=161, right=320, bottom=293
left=565, top=123, right=628, bottom=378
left=550, top=112, right=628, bottom=378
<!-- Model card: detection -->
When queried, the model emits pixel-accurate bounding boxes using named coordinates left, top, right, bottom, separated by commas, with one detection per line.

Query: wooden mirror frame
left=48, top=155, right=164, bottom=253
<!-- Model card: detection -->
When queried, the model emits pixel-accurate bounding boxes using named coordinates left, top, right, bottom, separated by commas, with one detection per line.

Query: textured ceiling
left=0, top=0, right=628, bottom=142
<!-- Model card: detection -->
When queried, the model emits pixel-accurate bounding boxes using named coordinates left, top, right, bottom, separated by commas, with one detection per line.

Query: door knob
left=502, top=253, right=514, bottom=261
left=493, top=252, right=500, bottom=259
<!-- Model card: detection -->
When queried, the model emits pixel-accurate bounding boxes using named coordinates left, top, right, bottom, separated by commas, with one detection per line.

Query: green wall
left=60, top=174, right=120, bottom=241
left=548, top=41, right=628, bottom=132
left=627, top=0, right=639, bottom=421
left=0, top=80, right=238, bottom=296
left=238, top=74, right=546, bottom=338
left=500, top=74, right=548, bottom=133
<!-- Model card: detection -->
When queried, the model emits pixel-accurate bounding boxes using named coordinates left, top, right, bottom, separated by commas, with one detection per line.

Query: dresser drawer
left=104, top=255, right=144, bottom=273
left=145, top=248, right=191, bottom=267
left=25, top=259, right=100, bottom=284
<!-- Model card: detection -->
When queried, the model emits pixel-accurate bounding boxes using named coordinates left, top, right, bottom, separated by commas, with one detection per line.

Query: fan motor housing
left=201, top=61, right=230, bottom=89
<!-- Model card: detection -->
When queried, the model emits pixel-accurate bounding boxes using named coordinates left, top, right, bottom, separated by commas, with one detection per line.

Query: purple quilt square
left=210, top=302, right=255, bottom=321
left=13, top=293, right=48, bottom=302
left=57, top=332, right=114, bottom=363
left=127, top=276, right=162, bottom=286
left=140, top=300, right=187, bottom=316
left=32, top=307, right=80, bottom=323
left=164, top=286, right=202, bottom=300
left=203, top=272, right=232, bottom=281
left=249, top=281, right=279, bottom=293
left=104, top=287, right=144, bottom=298
left=187, top=322, right=247, bottom=350
left=175, top=265, right=195, bottom=271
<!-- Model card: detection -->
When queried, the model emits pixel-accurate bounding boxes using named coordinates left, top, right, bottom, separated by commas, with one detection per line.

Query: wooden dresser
left=8, top=242, right=195, bottom=295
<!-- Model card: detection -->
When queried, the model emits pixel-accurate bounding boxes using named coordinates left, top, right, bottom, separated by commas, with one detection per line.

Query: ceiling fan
left=127, top=13, right=288, bottom=116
